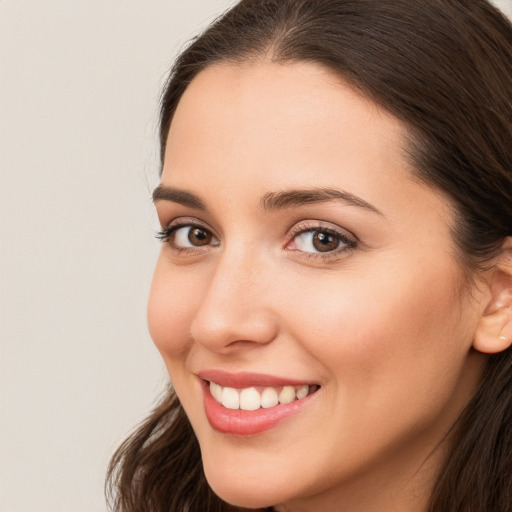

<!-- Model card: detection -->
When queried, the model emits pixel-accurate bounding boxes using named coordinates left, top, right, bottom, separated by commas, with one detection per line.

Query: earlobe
left=473, top=238, right=512, bottom=354
left=473, top=311, right=511, bottom=353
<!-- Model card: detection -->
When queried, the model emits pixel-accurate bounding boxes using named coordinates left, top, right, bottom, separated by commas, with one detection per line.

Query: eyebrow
left=260, top=188, right=383, bottom=215
left=152, top=185, right=382, bottom=216
left=152, top=185, right=207, bottom=211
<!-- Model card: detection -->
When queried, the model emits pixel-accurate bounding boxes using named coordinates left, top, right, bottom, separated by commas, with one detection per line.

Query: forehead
left=163, top=62, right=457, bottom=228
left=162, top=61, right=425, bottom=211
left=166, top=62, right=409, bottom=181
left=168, top=61, right=407, bottom=156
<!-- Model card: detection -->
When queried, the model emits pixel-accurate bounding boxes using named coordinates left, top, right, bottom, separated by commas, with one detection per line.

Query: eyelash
left=155, top=220, right=216, bottom=254
left=155, top=219, right=357, bottom=260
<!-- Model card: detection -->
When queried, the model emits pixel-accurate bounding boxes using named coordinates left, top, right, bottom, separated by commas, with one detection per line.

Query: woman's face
left=149, top=62, right=487, bottom=511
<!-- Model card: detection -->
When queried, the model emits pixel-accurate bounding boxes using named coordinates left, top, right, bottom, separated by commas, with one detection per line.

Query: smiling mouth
left=200, top=374, right=321, bottom=435
left=207, top=380, right=320, bottom=411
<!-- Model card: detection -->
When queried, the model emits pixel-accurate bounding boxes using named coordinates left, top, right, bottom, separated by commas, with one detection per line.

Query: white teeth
left=296, top=385, right=309, bottom=400
left=221, top=387, right=240, bottom=409
left=210, top=381, right=317, bottom=410
left=278, top=386, right=296, bottom=404
left=261, top=387, right=279, bottom=408
left=239, top=387, right=261, bottom=411
left=210, top=381, right=223, bottom=403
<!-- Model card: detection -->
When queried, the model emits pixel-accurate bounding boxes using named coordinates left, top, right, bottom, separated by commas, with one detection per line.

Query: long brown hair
left=107, top=1, right=512, bottom=511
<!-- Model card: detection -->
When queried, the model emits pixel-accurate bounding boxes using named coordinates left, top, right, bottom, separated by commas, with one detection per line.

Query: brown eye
left=291, top=226, right=355, bottom=256
left=312, top=231, right=339, bottom=252
left=188, top=227, right=212, bottom=246
left=168, top=225, right=219, bottom=249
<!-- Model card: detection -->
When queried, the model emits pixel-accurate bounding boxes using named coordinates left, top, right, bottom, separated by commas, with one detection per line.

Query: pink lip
left=198, top=369, right=316, bottom=388
left=198, top=371, right=319, bottom=436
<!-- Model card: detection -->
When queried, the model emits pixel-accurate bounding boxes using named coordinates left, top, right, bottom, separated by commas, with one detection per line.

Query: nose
left=189, top=248, right=279, bottom=354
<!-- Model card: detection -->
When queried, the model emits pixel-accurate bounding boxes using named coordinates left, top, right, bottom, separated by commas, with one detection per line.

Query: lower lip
left=202, top=381, right=317, bottom=436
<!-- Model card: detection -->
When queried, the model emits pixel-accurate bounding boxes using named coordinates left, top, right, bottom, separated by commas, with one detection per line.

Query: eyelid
left=288, top=220, right=357, bottom=244
left=156, top=217, right=220, bottom=246
left=161, top=216, right=215, bottom=233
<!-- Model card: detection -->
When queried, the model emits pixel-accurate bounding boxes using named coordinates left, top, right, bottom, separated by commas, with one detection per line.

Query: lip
left=198, top=370, right=320, bottom=436
left=198, top=369, right=317, bottom=388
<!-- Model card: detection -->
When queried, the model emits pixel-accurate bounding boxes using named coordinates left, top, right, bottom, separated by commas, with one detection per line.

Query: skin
left=148, top=61, right=489, bottom=512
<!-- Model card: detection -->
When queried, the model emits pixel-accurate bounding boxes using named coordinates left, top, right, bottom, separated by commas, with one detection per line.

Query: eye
left=295, top=230, right=342, bottom=253
left=174, top=226, right=214, bottom=247
left=287, top=223, right=356, bottom=257
left=156, top=222, right=219, bottom=250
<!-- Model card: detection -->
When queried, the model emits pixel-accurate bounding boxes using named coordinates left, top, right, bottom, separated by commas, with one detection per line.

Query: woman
left=107, top=1, right=512, bottom=511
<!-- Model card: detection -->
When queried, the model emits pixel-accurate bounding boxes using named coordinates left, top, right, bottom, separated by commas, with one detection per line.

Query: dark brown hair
left=107, top=1, right=512, bottom=511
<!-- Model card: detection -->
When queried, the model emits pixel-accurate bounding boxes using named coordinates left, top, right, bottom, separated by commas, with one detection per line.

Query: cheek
left=275, top=262, right=476, bottom=468
left=147, top=254, right=200, bottom=360
left=147, top=257, right=206, bottom=423
left=283, top=259, right=470, bottom=397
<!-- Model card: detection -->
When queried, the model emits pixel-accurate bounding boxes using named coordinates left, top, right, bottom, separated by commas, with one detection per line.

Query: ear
left=473, top=238, right=512, bottom=354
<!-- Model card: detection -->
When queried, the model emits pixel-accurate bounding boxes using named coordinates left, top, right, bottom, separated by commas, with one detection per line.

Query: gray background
left=1, top=1, right=511, bottom=511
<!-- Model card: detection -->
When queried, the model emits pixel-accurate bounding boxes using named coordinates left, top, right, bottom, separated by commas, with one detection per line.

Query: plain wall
left=0, top=1, right=236, bottom=511
left=1, top=1, right=511, bottom=511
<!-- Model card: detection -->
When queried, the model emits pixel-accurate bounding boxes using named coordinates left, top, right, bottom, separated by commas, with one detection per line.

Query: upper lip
left=198, top=369, right=318, bottom=388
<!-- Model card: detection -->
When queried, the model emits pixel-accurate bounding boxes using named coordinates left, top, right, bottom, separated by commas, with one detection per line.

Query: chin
left=203, top=465, right=287, bottom=510
left=208, top=484, right=275, bottom=509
